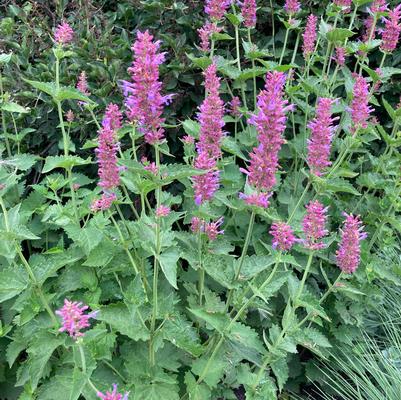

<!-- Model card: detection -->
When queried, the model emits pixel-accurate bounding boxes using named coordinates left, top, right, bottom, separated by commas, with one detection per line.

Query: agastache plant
left=54, top=21, right=74, bottom=45
left=123, top=30, right=172, bottom=144
left=380, top=4, right=401, bottom=53
left=97, top=384, right=129, bottom=400
left=302, top=14, right=318, bottom=59
left=240, top=0, right=257, bottom=28
left=205, top=0, right=232, bottom=20
left=192, top=63, right=224, bottom=205
left=350, top=76, right=373, bottom=131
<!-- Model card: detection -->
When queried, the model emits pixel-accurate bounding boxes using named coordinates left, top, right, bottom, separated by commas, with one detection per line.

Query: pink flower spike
left=350, top=76, right=374, bottom=131
left=205, top=217, right=224, bottom=241
left=302, top=15, right=318, bottom=59
left=371, top=0, right=387, bottom=14
left=284, top=0, right=300, bottom=15
left=336, top=213, right=367, bottom=274
left=97, top=384, right=129, bottom=400
left=156, top=205, right=170, bottom=218
left=241, top=0, right=257, bottom=28
left=270, top=222, right=297, bottom=251
left=307, top=98, right=338, bottom=176
left=380, top=4, right=401, bottom=53
left=239, top=192, right=272, bottom=208
left=91, top=192, right=117, bottom=212
left=242, top=71, right=292, bottom=192
left=334, top=47, right=346, bottom=66
left=198, top=22, right=221, bottom=52
left=56, top=299, right=97, bottom=339
left=66, top=110, right=74, bottom=123
left=191, top=217, right=205, bottom=233
left=229, top=96, right=241, bottom=118
left=77, top=71, right=91, bottom=97
left=54, top=22, right=74, bottom=45
left=302, top=200, right=329, bottom=250
left=333, top=0, right=352, bottom=12
left=96, top=104, right=122, bottom=191
left=123, top=30, right=172, bottom=144
left=205, top=0, right=232, bottom=20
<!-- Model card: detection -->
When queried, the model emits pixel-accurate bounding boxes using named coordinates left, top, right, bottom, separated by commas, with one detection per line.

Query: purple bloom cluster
left=241, top=0, right=257, bottom=28
left=380, top=4, right=401, bottom=53
left=77, top=71, right=90, bottom=97
left=91, top=104, right=122, bottom=212
left=97, top=384, right=129, bottom=400
left=54, top=22, right=74, bottom=45
left=302, top=14, right=318, bottom=59
left=192, top=63, right=225, bottom=205
left=198, top=22, right=221, bottom=52
left=284, top=0, right=300, bottom=15
left=56, top=299, right=97, bottom=339
left=123, top=31, right=172, bottom=144
left=205, top=0, right=232, bottom=20
left=335, top=47, right=346, bottom=66
left=240, top=71, right=291, bottom=205
left=270, top=222, right=297, bottom=251
left=336, top=213, right=367, bottom=274
left=334, top=0, right=352, bottom=12
left=191, top=217, right=224, bottom=241
left=302, top=200, right=329, bottom=250
left=371, top=0, right=387, bottom=13
left=307, top=98, right=338, bottom=176
left=229, top=96, right=241, bottom=118
left=350, top=76, right=373, bottom=131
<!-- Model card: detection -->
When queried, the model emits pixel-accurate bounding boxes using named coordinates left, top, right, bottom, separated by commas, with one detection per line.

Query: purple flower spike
left=241, top=71, right=292, bottom=195
left=307, top=98, right=338, bottom=176
left=302, top=200, right=329, bottom=250
left=97, top=384, right=129, bottom=400
left=380, top=4, right=401, bottom=53
left=336, top=213, right=367, bottom=274
left=270, top=222, right=297, bottom=251
left=54, top=22, right=74, bottom=45
left=302, top=15, right=318, bottom=59
left=350, top=76, right=373, bottom=131
left=205, top=0, right=232, bottom=20
left=192, top=63, right=225, bottom=205
left=241, top=0, right=257, bottom=28
left=284, top=0, right=300, bottom=15
left=56, top=299, right=97, bottom=339
left=123, top=30, right=172, bottom=144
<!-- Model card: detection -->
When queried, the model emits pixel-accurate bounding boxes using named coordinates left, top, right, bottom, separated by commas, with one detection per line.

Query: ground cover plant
left=0, top=0, right=401, bottom=399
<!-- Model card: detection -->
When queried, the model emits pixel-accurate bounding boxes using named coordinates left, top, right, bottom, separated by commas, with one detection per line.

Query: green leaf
left=159, top=247, right=180, bottom=289
left=42, top=155, right=91, bottom=173
left=0, top=53, right=12, bottom=64
left=17, top=332, right=64, bottom=390
left=241, top=255, right=275, bottom=280
left=236, top=67, right=268, bottom=82
left=185, top=372, right=211, bottom=400
left=0, top=267, right=28, bottom=302
left=222, top=136, right=247, bottom=160
left=164, top=314, right=203, bottom=356
left=211, top=32, right=234, bottom=41
left=23, top=79, right=57, bottom=97
left=64, top=224, right=103, bottom=255
left=203, top=253, right=236, bottom=289
left=1, top=101, right=29, bottom=113
left=298, top=292, right=331, bottom=322
left=324, top=177, right=360, bottom=195
left=186, top=53, right=212, bottom=70
left=5, top=154, right=37, bottom=170
left=135, top=381, right=179, bottom=400
left=56, top=86, right=93, bottom=103
left=271, top=357, right=289, bottom=392
left=226, top=13, right=242, bottom=26
left=188, top=307, right=229, bottom=333
left=229, top=322, right=265, bottom=353
left=326, top=28, right=355, bottom=43
left=97, top=302, right=150, bottom=341
left=182, top=119, right=200, bottom=137
left=296, top=327, right=332, bottom=349
left=191, top=353, right=227, bottom=388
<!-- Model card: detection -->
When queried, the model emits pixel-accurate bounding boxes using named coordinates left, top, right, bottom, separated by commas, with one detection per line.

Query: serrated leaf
left=203, top=253, right=236, bottom=289
left=0, top=267, right=28, bottom=302
left=271, top=357, right=289, bottom=392
left=163, top=314, right=203, bottom=356
left=135, top=381, right=179, bottom=400
left=298, top=292, right=331, bottom=322
left=97, top=303, right=150, bottom=341
left=296, top=327, right=332, bottom=349
left=182, top=119, right=200, bottom=137
left=159, top=247, right=180, bottom=289
left=326, top=28, right=354, bottom=43
left=188, top=308, right=229, bottom=333
left=42, top=155, right=91, bottom=173
left=1, top=101, right=29, bottom=113
left=236, top=67, right=268, bottom=82
left=185, top=371, right=211, bottom=400
left=23, top=79, right=58, bottom=97
left=4, top=154, right=37, bottom=170
left=64, top=225, right=103, bottom=255
left=229, top=322, right=265, bottom=353
left=324, top=177, right=360, bottom=195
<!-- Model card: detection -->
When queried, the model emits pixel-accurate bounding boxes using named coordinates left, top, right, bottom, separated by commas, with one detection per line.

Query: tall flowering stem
left=241, top=0, right=257, bottom=29
left=192, top=63, right=225, bottom=205
left=336, top=213, right=367, bottom=273
left=380, top=4, right=401, bottom=53
left=350, top=76, right=373, bottom=131
left=123, top=30, right=171, bottom=145
left=205, top=0, right=231, bottom=20
left=302, top=200, right=329, bottom=250
left=92, top=104, right=122, bottom=212
left=307, top=98, right=338, bottom=176
left=302, top=15, right=318, bottom=60
left=241, top=71, right=291, bottom=201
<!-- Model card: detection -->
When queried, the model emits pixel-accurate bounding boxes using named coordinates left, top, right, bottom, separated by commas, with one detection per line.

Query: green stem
left=234, top=23, right=248, bottom=110
left=248, top=28, right=257, bottom=110
left=0, top=69, right=11, bottom=157
left=269, top=0, right=276, bottom=58
left=78, top=343, right=100, bottom=394
left=150, top=145, right=162, bottom=368
left=88, top=107, right=101, bottom=130
left=294, top=251, right=314, bottom=305
left=198, top=231, right=204, bottom=305
left=225, top=211, right=256, bottom=311
left=288, top=181, right=311, bottom=224
left=279, top=26, right=290, bottom=65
